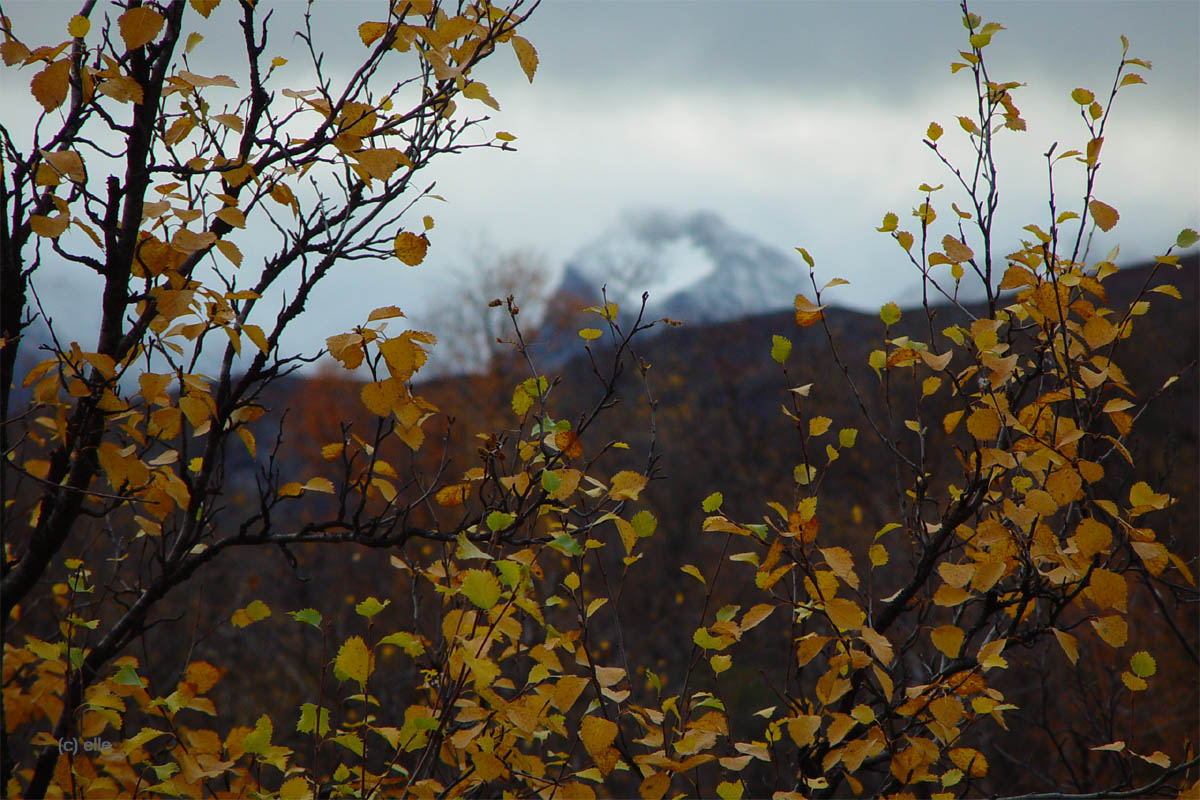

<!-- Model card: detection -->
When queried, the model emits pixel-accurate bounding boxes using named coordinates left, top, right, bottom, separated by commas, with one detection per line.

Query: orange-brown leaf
left=118, top=7, right=164, bottom=51
left=31, top=59, right=71, bottom=112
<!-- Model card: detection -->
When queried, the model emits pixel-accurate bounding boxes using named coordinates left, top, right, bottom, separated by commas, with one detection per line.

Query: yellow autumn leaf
left=966, top=407, right=1000, bottom=441
left=1129, top=480, right=1170, bottom=510
left=1046, top=467, right=1082, bottom=505
left=787, top=715, right=821, bottom=748
left=31, top=59, right=71, bottom=112
left=1091, top=615, right=1127, bottom=648
left=579, top=715, right=618, bottom=761
left=334, top=635, right=372, bottom=686
left=190, top=0, right=219, bottom=18
left=930, top=625, right=964, bottom=658
left=215, top=239, right=242, bottom=266
left=461, top=568, right=501, bottom=610
left=67, top=15, right=90, bottom=37
left=215, top=206, right=245, bottom=228
left=118, top=6, right=164, bottom=51
left=512, top=35, right=538, bottom=82
left=360, top=381, right=394, bottom=417
left=1073, top=518, right=1111, bottom=559
left=949, top=747, right=987, bottom=777
left=1121, top=671, right=1147, bottom=691
left=231, top=599, right=270, bottom=628
left=942, top=234, right=973, bottom=263
left=278, top=776, right=311, bottom=800
left=793, top=293, right=826, bottom=327
left=1089, top=568, right=1127, bottom=611
left=819, top=547, right=858, bottom=590
left=1137, top=751, right=1171, bottom=768
left=462, top=80, right=499, bottom=110
left=739, top=603, right=774, bottom=632
left=393, top=231, right=428, bottom=266
left=30, top=214, right=70, bottom=239
left=933, top=585, right=970, bottom=606
left=824, top=597, right=865, bottom=632
left=977, top=638, right=1008, bottom=670
left=609, top=470, right=647, bottom=501
left=358, top=21, right=388, bottom=46
left=1052, top=628, right=1079, bottom=665
left=40, top=150, right=85, bottom=183
left=435, top=483, right=468, bottom=507
left=1088, top=200, right=1119, bottom=232
left=640, top=771, right=670, bottom=800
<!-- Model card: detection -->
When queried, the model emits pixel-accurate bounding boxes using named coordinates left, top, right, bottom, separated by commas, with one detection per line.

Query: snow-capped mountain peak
left=557, top=209, right=804, bottom=323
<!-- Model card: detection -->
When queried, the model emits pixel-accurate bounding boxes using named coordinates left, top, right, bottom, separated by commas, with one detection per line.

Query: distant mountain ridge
left=555, top=209, right=806, bottom=324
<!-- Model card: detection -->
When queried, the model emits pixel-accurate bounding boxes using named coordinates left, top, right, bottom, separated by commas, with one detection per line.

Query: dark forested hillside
left=187, top=255, right=1196, bottom=778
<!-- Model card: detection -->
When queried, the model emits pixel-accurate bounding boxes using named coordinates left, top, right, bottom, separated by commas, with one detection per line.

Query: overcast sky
left=4, top=0, right=1197, bottom=368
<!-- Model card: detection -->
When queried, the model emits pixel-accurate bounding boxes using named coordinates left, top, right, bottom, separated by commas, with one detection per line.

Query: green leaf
left=1130, top=650, right=1157, bottom=678
left=330, top=733, right=363, bottom=757
left=880, top=302, right=901, bottom=326
left=770, top=335, right=792, bottom=364
left=1176, top=228, right=1199, bottom=248
left=355, top=596, right=389, bottom=619
left=631, top=509, right=657, bottom=538
left=455, top=533, right=492, bottom=561
left=794, top=464, right=818, bottom=485
left=693, top=628, right=727, bottom=650
left=549, top=534, right=583, bottom=557
left=289, top=608, right=323, bottom=629
left=838, top=428, right=858, bottom=448
left=541, top=469, right=562, bottom=493
left=461, top=569, right=502, bottom=610
left=25, top=638, right=61, bottom=661
left=297, top=703, right=330, bottom=737
left=486, top=510, right=514, bottom=532
left=702, top=492, right=723, bottom=512
left=378, top=631, right=425, bottom=657
left=495, top=559, right=523, bottom=588
left=242, top=715, right=273, bottom=755
left=113, top=663, right=143, bottom=687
